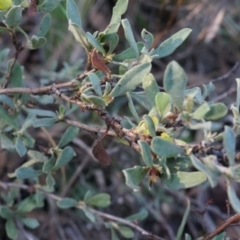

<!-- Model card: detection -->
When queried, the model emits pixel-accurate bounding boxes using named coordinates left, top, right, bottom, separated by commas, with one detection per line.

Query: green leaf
left=190, top=154, right=217, bottom=187
left=42, top=155, right=55, bottom=173
left=86, top=193, right=111, bottom=208
left=58, top=126, right=79, bottom=148
left=53, top=146, right=76, bottom=170
left=185, top=87, right=203, bottom=105
left=111, top=229, right=120, bottom=240
left=5, top=6, right=22, bottom=28
left=25, top=108, right=56, bottom=117
left=15, top=167, right=41, bottom=179
left=86, top=32, right=105, bottom=54
left=17, top=196, right=37, bottom=213
left=82, top=208, right=95, bottom=222
left=82, top=95, right=106, bottom=107
left=40, top=0, right=60, bottom=12
left=68, top=23, right=90, bottom=50
left=192, top=102, right=210, bottom=120
left=162, top=171, right=207, bottom=190
left=15, top=137, right=27, bottom=157
left=121, top=19, right=139, bottom=58
left=227, top=180, right=240, bottom=212
left=126, top=209, right=148, bottom=221
left=83, top=190, right=93, bottom=203
left=110, top=62, right=151, bottom=97
left=7, top=60, right=23, bottom=88
left=0, top=134, right=15, bottom=150
left=33, top=117, right=56, bottom=128
left=5, top=219, right=18, bottom=240
left=100, top=33, right=119, bottom=54
left=163, top=61, right=187, bottom=111
left=142, top=73, right=159, bottom=108
left=0, top=94, right=15, bottom=109
left=21, top=114, right=36, bottom=132
left=223, top=126, right=236, bottom=166
left=67, top=0, right=82, bottom=28
left=152, top=28, right=192, bottom=58
left=127, top=92, right=140, bottom=123
left=57, top=198, right=77, bottom=209
left=176, top=199, right=190, bottom=240
left=106, top=0, right=128, bottom=34
left=204, top=103, right=227, bottom=120
left=167, top=157, right=193, bottom=173
left=117, top=226, right=134, bottom=239
left=22, top=218, right=39, bottom=229
left=151, top=137, right=184, bottom=158
left=141, top=29, right=154, bottom=51
left=113, top=42, right=144, bottom=61
left=143, top=115, right=156, bottom=137
left=122, top=166, right=149, bottom=190
left=88, top=72, right=102, bottom=96
left=0, top=206, right=13, bottom=219
left=28, top=35, right=47, bottom=49
left=37, top=13, right=51, bottom=37
left=0, top=105, right=17, bottom=128
left=46, top=172, right=55, bottom=189
left=155, top=92, right=171, bottom=118
left=27, top=150, right=48, bottom=162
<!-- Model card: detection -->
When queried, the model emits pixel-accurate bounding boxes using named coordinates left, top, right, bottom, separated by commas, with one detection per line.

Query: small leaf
left=57, top=198, right=77, bottom=209
left=0, top=206, right=13, bottom=219
left=151, top=137, right=184, bottom=158
left=163, top=61, right=187, bottom=111
left=31, top=35, right=47, bottom=49
left=15, top=167, right=41, bottom=179
left=223, top=126, right=236, bottom=166
left=5, top=6, right=22, bottom=28
left=66, top=0, right=82, bottom=28
left=127, top=92, right=140, bottom=123
left=113, top=42, right=144, bottom=61
left=46, top=172, right=55, bottom=189
left=88, top=72, right=102, bottom=96
left=153, top=28, right=192, bottom=58
left=42, top=156, right=55, bottom=173
left=22, top=218, right=39, bottom=229
left=92, top=142, right=111, bottom=165
left=17, top=196, right=37, bottom=213
left=100, top=33, right=119, bottom=54
left=86, top=193, right=111, bottom=208
left=162, top=171, right=207, bottom=190
left=25, top=108, right=56, bottom=117
left=5, top=219, right=18, bottom=240
left=227, top=180, right=240, bottom=212
left=204, top=103, right=227, bottom=120
left=141, top=29, right=154, bottom=51
left=0, top=94, right=15, bottom=109
left=110, top=62, right=151, bottom=97
left=91, top=49, right=110, bottom=76
left=190, top=154, right=217, bottom=187
left=53, top=146, right=76, bottom=170
left=0, top=134, right=15, bottom=150
left=192, top=102, right=210, bottom=120
left=122, top=19, right=139, bottom=58
left=83, top=190, right=93, bottom=203
left=33, top=117, right=56, bottom=128
left=0, top=105, right=17, bottom=128
left=40, top=0, right=60, bottom=12
left=126, top=209, right=148, bottom=221
left=117, top=226, right=134, bottom=239
left=142, top=73, right=159, bottom=108
left=58, top=126, right=79, bottom=148
left=155, top=92, right=171, bottom=118
left=82, top=94, right=106, bottom=107
left=37, top=13, right=51, bottom=37
left=143, top=115, right=156, bottom=137
left=111, top=229, right=120, bottom=240
left=21, top=114, right=36, bottom=132
left=106, top=0, right=128, bottom=34
left=122, top=166, right=149, bottom=190
left=82, top=208, right=95, bottom=222
left=167, top=157, right=193, bottom=172
left=15, top=137, right=27, bottom=157
left=27, top=150, right=48, bottom=162
left=138, top=140, right=153, bottom=167
left=87, top=32, right=105, bottom=54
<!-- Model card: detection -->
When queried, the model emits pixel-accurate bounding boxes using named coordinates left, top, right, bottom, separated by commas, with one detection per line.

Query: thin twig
left=203, top=213, right=240, bottom=240
left=0, top=181, right=165, bottom=240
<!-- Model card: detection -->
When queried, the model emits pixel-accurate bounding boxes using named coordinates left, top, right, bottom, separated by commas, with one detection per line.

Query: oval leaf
left=86, top=193, right=111, bottom=208
left=138, top=140, right=153, bottom=167
left=58, top=126, right=79, bottom=148
left=223, top=126, right=236, bottom=166
left=204, top=103, right=227, bottom=120
left=57, top=198, right=77, bottom=209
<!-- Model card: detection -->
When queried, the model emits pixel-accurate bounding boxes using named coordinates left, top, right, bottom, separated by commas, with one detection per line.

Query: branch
left=0, top=181, right=165, bottom=240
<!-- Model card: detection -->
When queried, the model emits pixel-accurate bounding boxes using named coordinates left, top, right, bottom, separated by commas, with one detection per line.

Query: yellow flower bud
left=0, top=0, right=12, bottom=10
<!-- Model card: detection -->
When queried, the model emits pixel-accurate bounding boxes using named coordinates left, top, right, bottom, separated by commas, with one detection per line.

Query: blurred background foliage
left=1, top=0, right=240, bottom=239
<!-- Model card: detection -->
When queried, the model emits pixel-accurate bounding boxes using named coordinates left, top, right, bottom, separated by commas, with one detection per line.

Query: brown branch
left=203, top=213, right=240, bottom=240
left=0, top=181, right=165, bottom=240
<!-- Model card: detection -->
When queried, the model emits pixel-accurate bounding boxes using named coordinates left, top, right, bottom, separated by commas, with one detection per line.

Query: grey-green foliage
left=0, top=0, right=239, bottom=239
